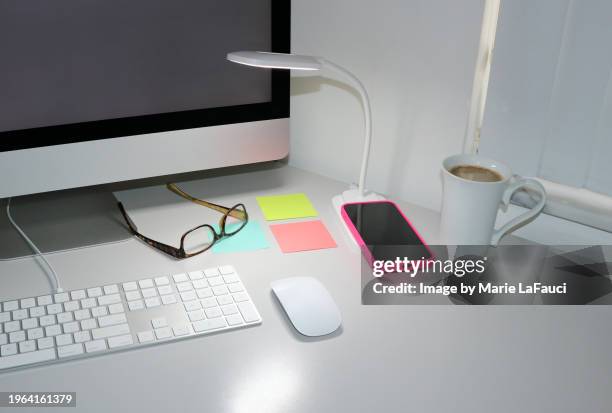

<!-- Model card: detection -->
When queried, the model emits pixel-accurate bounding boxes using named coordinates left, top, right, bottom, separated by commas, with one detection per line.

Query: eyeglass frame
left=117, top=183, right=248, bottom=259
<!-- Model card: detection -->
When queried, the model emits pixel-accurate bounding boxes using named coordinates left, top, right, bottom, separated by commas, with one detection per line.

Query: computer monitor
left=0, top=0, right=289, bottom=199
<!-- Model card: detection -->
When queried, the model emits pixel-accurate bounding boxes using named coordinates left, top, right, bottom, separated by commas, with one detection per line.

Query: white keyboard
left=0, top=265, right=261, bottom=372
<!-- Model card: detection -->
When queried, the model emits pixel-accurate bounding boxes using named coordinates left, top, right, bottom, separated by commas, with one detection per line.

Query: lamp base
left=331, top=187, right=385, bottom=250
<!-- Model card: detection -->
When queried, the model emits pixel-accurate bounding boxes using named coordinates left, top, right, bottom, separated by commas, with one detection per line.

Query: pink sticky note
left=270, top=220, right=337, bottom=253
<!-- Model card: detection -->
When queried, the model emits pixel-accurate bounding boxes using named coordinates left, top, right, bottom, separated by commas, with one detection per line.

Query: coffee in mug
left=449, top=165, right=503, bottom=183
left=440, top=154, right=547, bottom=246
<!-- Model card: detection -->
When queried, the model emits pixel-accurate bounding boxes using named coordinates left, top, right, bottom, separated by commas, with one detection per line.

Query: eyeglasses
left=118, top=183, right=248, bottom=259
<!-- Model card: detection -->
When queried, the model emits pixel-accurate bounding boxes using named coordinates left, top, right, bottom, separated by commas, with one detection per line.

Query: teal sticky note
left=212, top=220, right=269, bottom=253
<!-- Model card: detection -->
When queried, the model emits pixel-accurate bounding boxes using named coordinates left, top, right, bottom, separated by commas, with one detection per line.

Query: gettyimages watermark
left=361, top=245, right=612, bottom=305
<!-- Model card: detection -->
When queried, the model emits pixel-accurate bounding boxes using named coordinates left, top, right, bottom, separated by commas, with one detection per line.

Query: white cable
left=6, top=198, right=63, bottom=293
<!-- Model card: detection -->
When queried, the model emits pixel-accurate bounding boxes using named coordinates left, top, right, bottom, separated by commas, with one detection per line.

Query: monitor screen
left=0, top=0, right=289, bottom=151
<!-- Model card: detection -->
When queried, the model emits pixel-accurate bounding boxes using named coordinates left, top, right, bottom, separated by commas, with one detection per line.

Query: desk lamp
left=227, top=51, right=385, bottom=222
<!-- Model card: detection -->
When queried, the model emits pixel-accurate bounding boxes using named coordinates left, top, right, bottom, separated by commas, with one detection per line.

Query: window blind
left=478, top=0, right=612, bottom=231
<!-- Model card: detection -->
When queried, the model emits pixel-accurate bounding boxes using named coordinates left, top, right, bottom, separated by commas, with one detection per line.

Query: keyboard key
left=232, top=292, right=249, bottom=302
left=192, top=317, right=227, bottom=332
left=188, top=271, right=204, bottom=280
left=4, top=321, right=20, bottom=332
left=228, top=283, right=245, bottom=293
left=212, top=286, right=229, bottom=296
left=64, top=301, right=80, bottom=312
left=92, top=323, right=130, bottom=340
left=157, top=285, right=172, bottom=295
left=173, top=273, right=188, bottom=283
left=155, top=276, right=170, bottom=286
left=0, top=312, right=10, bottom=323
left=87, top=287, right=103, bottom=298
left=221, top=304, right=239, bottom=316
left=139, top=279, right=154, bottom=289
left=184, top=301, right=201, bottom=311
left=74, top=331, right=91, bottom=343
left=223, top=273, right=240, bottom=284
left=74, top=309, right=90, bottom=320
left=226, top=314, right=244, bottom=326
left=180, top=291, right=197, bottom=302
left=27, top=328, right=44, bottom=340
left=19, top=340, right=36, bottom=353
left=37, top=337, right=55, bottom=349
left=63, top=322, right=80, bottom=334
left=3, top=301, right=18, bottom=311
left=98, top=294, right=121, bottom=306
left=29, top=306, right=45, bottom=317
left=204, top=307, right=222, bottom=319
left=91, top=306, right=108, bottom=317
left=123, top=282, right=137, bottom=292
left=71, top=290, right=86, bottom=300
left=45, top=325, right=62, bottom=337
left=9, top=331, right=26, bottom=343
left=138, top=331, right=154, bottom=343
left=141, top=288, right=157, bottom=298
left=98, top=313, right=127, bottom=328
left=237, top=302, right=260, bottom=323
left=208, top=277, right=223, bottom=287
left=125, top=291, right=141, bottom=301
left=150, top=318, right=167, bottom=329
left=0, top=348, right=56, bottom=369
left=192, top=279, right=208, bottom=289
left=80, top=318, right=97, bottom=330
left=22, top=318, right=38, bottom=330
left=12, top=309, right=27, bottom=320
left=47, top=303, right=62, bottom=314
left=196, top=288, right=213, bottom=299
left=145, top=297, right=161, bottom=308
left=81, top=298, right=97, bottom=309
left=173, top=325, right=190, bottom=336
left=37, top=295, right=53, bottom=306
left=0, top=334, right=5, bottom=345
left=219, top=265, right=235, bottom=275
left=161, top=295, right=177, bottom=305
left=108, top=303, right=124, bottom=314
left=187, top=310, right=204, bottom=322
left=85, top=340, right=107, bottom=353
left=204, top=268, right=220, bottom=278
left=217, top=295, right=233, bottom=306
left=20, top=298, right=36, bottom=309
left=57, top=312, right=73, bottom=323
left=54, top=292, right=69, bottom=303
left=39, top=315, right=56, bottom=327
left=103, top=284, right=119, bottom=295
left=201, top=298, right=217, bottom=308
left=55, top=333, right=73, bottom=347
left=154, top=327, right=172, bottom=340
left=1, top=343, right=18, bottom=356
left=176, top=282, right=193, bottom=292
left=58, top=343, right=84, bottom=358
left=108, top=334, right=133, bottom=349
left=128, top=300, right=145, bottom=311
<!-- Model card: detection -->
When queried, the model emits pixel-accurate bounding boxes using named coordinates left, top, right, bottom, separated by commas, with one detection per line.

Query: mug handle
left=490, top=177, right=547, bottom=246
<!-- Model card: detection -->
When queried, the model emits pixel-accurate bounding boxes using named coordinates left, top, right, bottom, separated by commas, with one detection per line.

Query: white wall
left=289, top=0, right=485, bottom=211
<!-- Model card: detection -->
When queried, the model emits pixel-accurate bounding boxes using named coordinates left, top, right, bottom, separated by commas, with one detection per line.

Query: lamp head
left=227, top=51, right=322, bottom=71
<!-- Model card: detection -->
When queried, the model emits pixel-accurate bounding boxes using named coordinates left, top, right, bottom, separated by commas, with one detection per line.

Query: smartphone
left=341, top=201, right=432, bottom=266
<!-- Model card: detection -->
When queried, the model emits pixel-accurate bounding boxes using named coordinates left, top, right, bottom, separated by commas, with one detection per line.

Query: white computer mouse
left=271, top=277, right=342, bottom=337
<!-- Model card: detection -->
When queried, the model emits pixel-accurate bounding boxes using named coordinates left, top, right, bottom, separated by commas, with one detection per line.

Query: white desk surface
left=1, top=164, right=611, bottom=412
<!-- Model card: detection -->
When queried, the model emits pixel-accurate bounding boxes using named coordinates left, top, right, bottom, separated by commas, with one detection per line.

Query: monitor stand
left=0, top=188, right=132, bottom=260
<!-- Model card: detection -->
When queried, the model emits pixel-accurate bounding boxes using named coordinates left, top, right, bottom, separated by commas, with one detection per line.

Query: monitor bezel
left=0, top=0, right=289, bottom=153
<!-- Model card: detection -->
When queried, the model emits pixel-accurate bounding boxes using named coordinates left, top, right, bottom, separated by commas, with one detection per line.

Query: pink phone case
left=340, top=200, right=433, bottom=270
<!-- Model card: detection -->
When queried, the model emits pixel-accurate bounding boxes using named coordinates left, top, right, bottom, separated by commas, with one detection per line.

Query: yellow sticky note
left=256, top=193, right=318, bottom=221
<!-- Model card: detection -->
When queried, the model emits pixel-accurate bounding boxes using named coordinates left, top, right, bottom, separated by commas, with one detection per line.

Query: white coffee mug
left=440, top=154, right=546, bottom=246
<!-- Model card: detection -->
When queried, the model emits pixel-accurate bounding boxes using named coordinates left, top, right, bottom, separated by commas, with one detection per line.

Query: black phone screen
left=343, top=202, right=431, bottom=262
